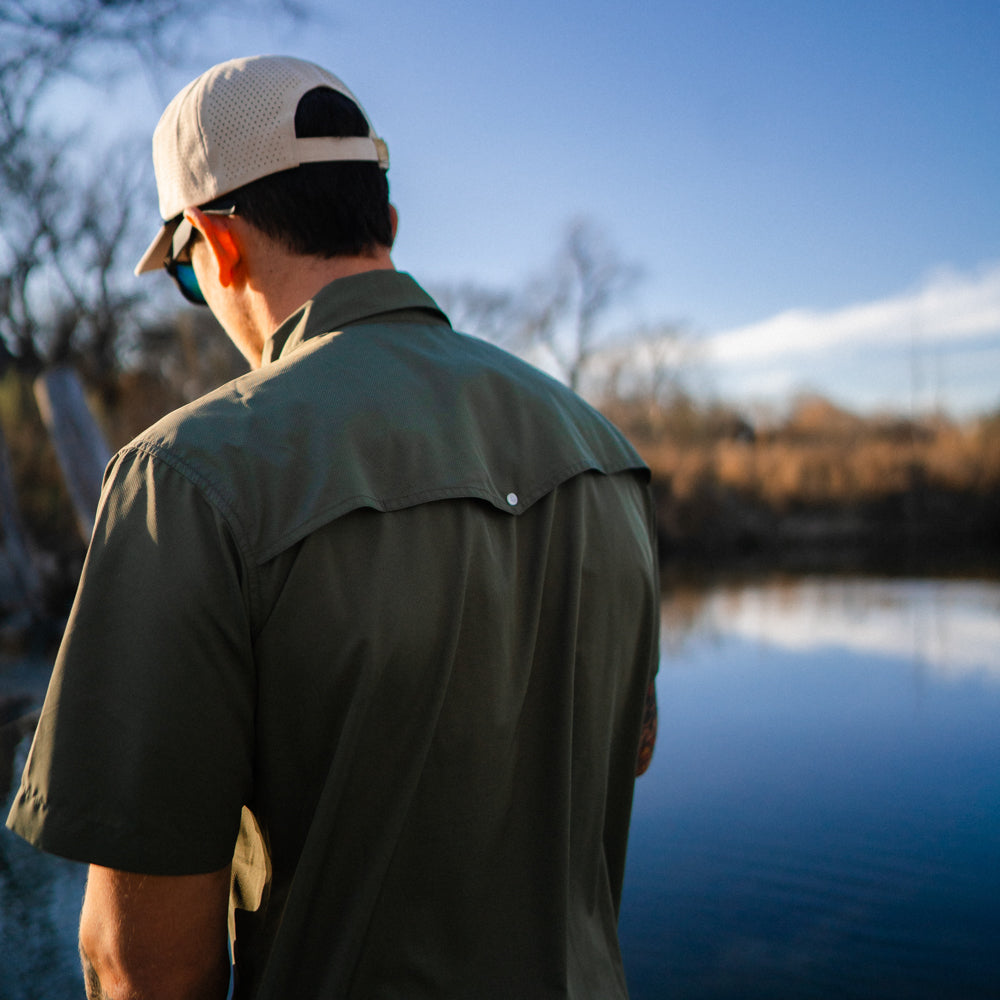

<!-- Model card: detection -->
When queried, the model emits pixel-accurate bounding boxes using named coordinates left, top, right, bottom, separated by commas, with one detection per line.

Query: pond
left=621, top=576, right=1000, bottom=999
left=2, top=575, right=999, bottom=998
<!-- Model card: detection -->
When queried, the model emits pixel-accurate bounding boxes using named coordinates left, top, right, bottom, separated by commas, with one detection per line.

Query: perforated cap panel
left=151, top=55, right=386, bottom=221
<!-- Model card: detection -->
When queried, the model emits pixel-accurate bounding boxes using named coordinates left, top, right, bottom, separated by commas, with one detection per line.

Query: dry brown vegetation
left=604, top=393, right=1000, bottom=575
left=2, top=364, right=998, bottom=623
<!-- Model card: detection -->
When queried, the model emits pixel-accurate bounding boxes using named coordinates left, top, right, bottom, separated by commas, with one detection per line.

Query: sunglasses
left=164, top=205, right=237, bottom=306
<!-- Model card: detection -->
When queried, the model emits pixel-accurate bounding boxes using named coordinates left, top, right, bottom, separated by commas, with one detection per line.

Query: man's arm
left=79, top=863, right=232, bottom=1000
left=635, top=680, right=658, bottom=776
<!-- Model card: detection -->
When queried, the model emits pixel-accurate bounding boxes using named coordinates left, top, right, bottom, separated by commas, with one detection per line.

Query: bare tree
left=528, top=218, right=641, bottom=392
left=596, top=323, right=695, bottom=429
left=429, top=281, right=523, bottom=349
left=431, top=218, right=641, bottom=394
left=0, top=0, right=305, bottom=378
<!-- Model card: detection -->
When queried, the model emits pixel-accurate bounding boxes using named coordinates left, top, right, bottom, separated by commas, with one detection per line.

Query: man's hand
left=635, top=679, right=658, bottom=776
left=79, top=863, right=231, bottom=1000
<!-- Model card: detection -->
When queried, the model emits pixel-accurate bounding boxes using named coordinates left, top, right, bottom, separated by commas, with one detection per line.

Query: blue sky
left=98, top=1, right=1000, bottom=416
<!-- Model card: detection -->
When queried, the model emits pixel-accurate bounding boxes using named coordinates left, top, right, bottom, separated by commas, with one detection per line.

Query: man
left=7, top=55, right=659, bottom=999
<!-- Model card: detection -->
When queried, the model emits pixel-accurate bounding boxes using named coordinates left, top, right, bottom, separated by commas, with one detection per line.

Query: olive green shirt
left=8, top=271, right=659, bottom=998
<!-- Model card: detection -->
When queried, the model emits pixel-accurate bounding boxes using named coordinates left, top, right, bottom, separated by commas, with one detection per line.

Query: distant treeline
left=2, top=365, right=999, bottom=627
left=602, top=393, right=1000, bottom=578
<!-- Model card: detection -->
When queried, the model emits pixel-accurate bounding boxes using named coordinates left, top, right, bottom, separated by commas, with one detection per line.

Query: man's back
left=240, top=469, right=657, bottom=997
left=9, top=273, right=659, bottom=997
left=185, top=275, right=659, bottom=995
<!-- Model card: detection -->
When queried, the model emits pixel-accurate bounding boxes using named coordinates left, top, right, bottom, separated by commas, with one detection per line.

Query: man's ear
left=388, top=204, right=399, bottom=248
left=185, top=207, right=243, bottom=290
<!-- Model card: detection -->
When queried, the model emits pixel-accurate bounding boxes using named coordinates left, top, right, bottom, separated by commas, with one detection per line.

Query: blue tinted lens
left=172, top=262, right=206, bottom=305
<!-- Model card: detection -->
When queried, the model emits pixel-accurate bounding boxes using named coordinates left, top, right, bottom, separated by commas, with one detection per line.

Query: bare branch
left=0, top=0, right=307, bottom=378
left=430, top=282, right=526, bottom=348
left=531, top=218, right=642, bottom=392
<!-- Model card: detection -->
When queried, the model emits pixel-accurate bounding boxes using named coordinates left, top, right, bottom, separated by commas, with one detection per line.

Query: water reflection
left=622, top=575, right=1000, bottom=1000
left=2, top=577, right=998, bottom=998
left=692, top=578, right=1000, bottom=682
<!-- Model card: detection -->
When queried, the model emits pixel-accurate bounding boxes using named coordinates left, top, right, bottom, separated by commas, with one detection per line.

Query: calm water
left=621, top=577, right=1000, bottom=1000
left=2, top=576, right=999, bottom=998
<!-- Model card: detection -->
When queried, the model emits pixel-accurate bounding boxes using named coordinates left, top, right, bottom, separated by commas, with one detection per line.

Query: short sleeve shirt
left=8, top=271, right=660, bottom=999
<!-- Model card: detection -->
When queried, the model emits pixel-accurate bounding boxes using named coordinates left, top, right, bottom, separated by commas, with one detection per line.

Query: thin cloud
left=708, top=261, right=1000, bottom=365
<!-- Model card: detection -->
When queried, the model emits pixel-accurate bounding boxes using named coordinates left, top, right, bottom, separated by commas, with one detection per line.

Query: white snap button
left=506, top=492, right=519, bottom=506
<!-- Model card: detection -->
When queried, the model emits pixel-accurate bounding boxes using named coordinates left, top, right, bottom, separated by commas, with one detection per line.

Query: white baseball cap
left=135, top=55, right=389, bottom=275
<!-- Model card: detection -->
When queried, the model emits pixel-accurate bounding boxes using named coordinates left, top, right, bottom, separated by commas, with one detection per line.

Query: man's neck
left=239, top=247, right=396, bottom=368
left=259, top=248, right=397, bottom=338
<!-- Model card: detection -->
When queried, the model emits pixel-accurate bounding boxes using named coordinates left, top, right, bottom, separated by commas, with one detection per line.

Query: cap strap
left=295, top=136, right=389, bottom=170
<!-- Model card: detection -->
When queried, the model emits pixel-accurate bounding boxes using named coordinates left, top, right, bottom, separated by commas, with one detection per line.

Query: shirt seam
left=125, top=440, right=262, bottom=629
left=256, top=458, right=648, bottom=564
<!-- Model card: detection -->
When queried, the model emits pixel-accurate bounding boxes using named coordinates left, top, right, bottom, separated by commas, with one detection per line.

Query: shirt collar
left=262, top=270, right=451, bottom=365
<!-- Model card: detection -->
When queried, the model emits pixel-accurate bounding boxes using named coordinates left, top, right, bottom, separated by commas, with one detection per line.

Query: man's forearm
left=635, top=679, right=658, bottom=776
left=81, top=947, right=108, bottom=1000
left=79, top=864, right=232, bottom=1000
left=80, top=940, right=230, bottom=1000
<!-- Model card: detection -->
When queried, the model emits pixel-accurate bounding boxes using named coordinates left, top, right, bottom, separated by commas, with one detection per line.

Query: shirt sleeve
left=6, top=446, right=256, bottom=875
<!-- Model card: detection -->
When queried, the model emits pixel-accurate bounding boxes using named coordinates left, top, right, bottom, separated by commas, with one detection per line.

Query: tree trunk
left=34, top=367, right=112, bottom=543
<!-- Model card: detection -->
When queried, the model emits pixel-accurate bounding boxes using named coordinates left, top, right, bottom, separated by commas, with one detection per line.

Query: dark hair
left=205, top=87, right=392, bottom=256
